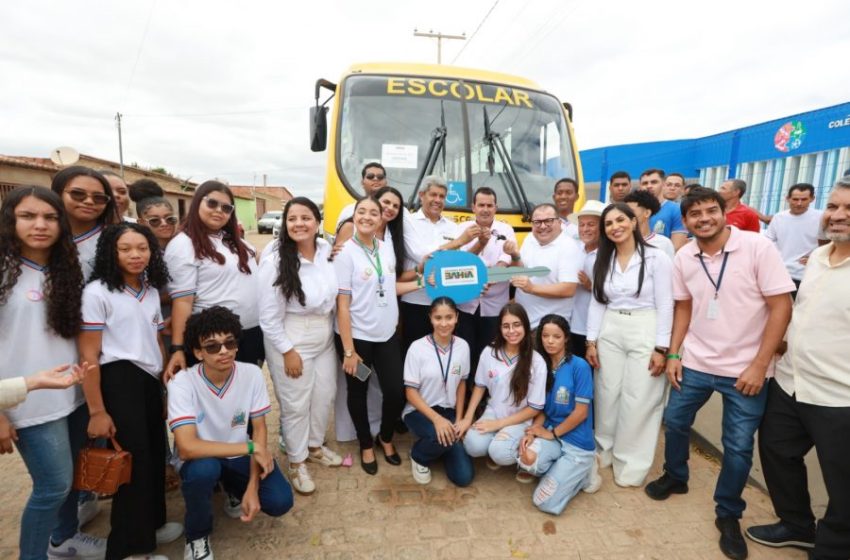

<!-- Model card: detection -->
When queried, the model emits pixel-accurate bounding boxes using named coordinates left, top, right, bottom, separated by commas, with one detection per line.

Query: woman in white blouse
left=258, top=197, right=341, bottom=495
left=585, top=203, right=673, bottom=487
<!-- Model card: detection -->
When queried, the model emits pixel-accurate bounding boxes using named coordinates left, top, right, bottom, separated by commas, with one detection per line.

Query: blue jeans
left=403, top=407, right=474, bottom=487
left=662, top=367, right=767, bottom=519
left=462, top=412, right=528, bottom=466
left=519, top=438, right=594, bottom=515
left=14, top=404, right=88, bottom=560
left=180, top=456, right=293, bottom=541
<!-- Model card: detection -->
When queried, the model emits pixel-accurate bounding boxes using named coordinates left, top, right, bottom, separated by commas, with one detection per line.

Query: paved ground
left=0, top=234, right=809, bottom=559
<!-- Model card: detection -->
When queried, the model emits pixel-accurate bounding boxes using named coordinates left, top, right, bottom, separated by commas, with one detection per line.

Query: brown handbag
left=73, top=437, right=132, bottom=495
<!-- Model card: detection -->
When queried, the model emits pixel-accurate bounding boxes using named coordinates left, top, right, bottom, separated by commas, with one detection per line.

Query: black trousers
left=334, top=333, right=405, bottom=449
left=101, top=361, right=166, bottom=559
left=400, top=302, right=432, bottom=354
left=457, top=310, right=499, bottom=386
left=570, top=332, right=587, bottom=361
left=759, top=380, right=850, bottom=560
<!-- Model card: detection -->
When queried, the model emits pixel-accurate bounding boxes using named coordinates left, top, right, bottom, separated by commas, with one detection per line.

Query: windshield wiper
left=483, top=106, right=532, bottom=221
left=407, top=101, right=447, bottom=210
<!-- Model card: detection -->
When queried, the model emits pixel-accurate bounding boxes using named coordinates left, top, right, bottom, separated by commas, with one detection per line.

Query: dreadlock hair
left=593, top=203, right=650, bottom=305
left=184, top=306, right=242, bottom=352
left=275, top=197, right=321, bottom=306
left=0, top=186, right=83, bottom=338
left=535, top=314, right=573, bottom=393
left=490, top=302, right=535, bottom=406
left=50, top=166, right=120, bottom=226
left=90, top=223, right=170, bottom=292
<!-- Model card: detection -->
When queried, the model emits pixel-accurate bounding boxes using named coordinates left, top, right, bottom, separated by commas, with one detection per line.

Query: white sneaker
left=124, top=555, right=169, bottom=560
left=155, top=521, right=184, bottom=545
left=485, top=457, right=500, bottom=471
left=515, top=470, right=536, bottom=484
left=410, top=458, right=431, bottom=485
left=77, top=497, right=101, bottom=528
left=222, top=493, right=242, bottom=519
left=307, top=445, right=343, bottom=467
left=48, top=532, right=106, bottom=559
left=184, top=536, right=213, bottom=560
left=288, top=463, right=316, bottom=495
left=582, top=454, right=602, bottom=494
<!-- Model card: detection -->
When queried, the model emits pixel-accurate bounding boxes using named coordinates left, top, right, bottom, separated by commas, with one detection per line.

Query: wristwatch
left=344, top=349, right=354, bottom=358
left=169, top=344, right=185, bottom=353
left=654, top=346, right=669, bottom=355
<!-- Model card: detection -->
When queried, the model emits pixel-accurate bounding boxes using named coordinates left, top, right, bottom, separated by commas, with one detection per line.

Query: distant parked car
left=257, top=211, right=282, bottom=234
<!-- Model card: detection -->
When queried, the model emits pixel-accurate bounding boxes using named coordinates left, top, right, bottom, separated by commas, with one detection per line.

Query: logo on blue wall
left=774, top=121, right=806, bottom=153
left=446, top=181, right=467, bottom=207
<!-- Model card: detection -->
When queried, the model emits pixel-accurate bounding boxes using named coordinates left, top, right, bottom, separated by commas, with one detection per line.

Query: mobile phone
left=354, top=361, right=372, bottom=382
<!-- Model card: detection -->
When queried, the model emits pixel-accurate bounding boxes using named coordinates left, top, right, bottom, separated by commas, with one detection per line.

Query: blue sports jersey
left=649, top=200, right=686, bottom=238
left=542, top=356, right=595, bottom=451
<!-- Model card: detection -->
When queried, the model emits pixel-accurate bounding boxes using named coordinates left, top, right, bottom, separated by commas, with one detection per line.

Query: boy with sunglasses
left=334, top=162, right=388, bottom=231
left=167, top=306, right=293, bottom=560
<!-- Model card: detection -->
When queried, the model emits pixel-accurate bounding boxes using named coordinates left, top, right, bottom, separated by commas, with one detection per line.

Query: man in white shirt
left=334, top=162, right=388, bottom=232
left=553, top=178, right=580, bottom=240
left=503, top=203, right=581, bottom=330
left=608, top=171, right=632, bottom=204
left=746, top=180, right=850, bottom=559
left=763, top=183, right=825, bottom=296
left=567, top=200, right=604, bottom=359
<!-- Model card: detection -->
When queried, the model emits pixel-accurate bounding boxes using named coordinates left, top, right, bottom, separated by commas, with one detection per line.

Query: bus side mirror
left=310, top=105, right=328, bottom=152
left=563, top=102, right=573, bottom=122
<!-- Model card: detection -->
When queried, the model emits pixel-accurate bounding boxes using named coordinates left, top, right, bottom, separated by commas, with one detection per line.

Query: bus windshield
left=336, top=74, right=577, bottom=213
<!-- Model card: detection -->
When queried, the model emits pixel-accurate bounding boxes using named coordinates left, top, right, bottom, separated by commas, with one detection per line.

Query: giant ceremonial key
left=423, top=250, right=550, bottom=304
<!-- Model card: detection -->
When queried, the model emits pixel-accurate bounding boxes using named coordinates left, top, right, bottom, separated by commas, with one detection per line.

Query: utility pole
left=413, top=29, right=465, bottom=64
left=115, top=112, right=125, bottom=178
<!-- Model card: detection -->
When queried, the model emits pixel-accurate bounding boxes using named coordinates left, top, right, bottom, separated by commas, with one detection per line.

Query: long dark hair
left=593, top=203, right=650, bottom=304
left=91, top=223, right=170, bottom=292
left=491, top=302, right=535, bottom=406
left=181, top=181, right=254, bottom=274
left=373, top=186, right=406, bottom=266
left=0, top=186, right=83, bottom=338
left=50, top=166, right=120, bottom=226
left=535, top=314, right=573, bottom=392
left=275, top=197, right=321, bottom=306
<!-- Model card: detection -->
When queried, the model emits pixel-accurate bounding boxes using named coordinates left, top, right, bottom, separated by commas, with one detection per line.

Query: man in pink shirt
left=644, top=187, right=794, bottom=560
left=719, top=179, right=761, bottom=233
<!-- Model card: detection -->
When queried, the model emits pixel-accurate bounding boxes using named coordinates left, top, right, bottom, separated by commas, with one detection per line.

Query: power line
left=123, top=107, right=301, bottom=118
left=451, top=0, right=500, bottom=64
left=122, top=0, right=157, bottom=106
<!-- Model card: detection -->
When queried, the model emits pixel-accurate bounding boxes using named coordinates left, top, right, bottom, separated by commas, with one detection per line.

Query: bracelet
left=247, top=440, right=254, bottom=455
left=585, top=340, right=597, bottom=347
left=666, top=353, right=681, bottom=360
left=416, top=273, right=423, bottom=288
left=654, top=346, right=668, bottom=355
left=510, top=254, right=521, bottom=262
left=169, top=344, right=184, bottom=353
left=550, top=426, right=560, bottom=440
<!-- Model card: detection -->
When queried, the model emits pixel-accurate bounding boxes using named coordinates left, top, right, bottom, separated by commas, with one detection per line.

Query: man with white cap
left=567, top=200, right=605, bottom=359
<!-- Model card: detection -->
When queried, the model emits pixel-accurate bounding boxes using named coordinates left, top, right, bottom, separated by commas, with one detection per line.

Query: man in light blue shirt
left=639, top=168, right=688, bottom=250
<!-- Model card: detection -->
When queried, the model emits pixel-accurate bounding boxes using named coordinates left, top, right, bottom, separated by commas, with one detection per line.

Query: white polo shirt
left=570, top=246, right=598, bottom=336
left=335, top=202, right=356, bottom=232
left=646, top=232, right=675, bottom=260
left=474, top=347, right=547, bottom=418
left=402, top=210, right=461, bottom=306
left=333, top=237, right=398, bottom=342
left=81, top=280, right=165, bottom=377
left=457, top=219, right=515, bottom=316
left=258, top=239, right=337, bottom=354
left=403, top=335, right=470, bottom=418
left=75, top=224, right=103, bottom=281
left=764, top=208, right=825, bottom=280
left=515, top=233, right=581, bottom=328
left=165, top=232, right=259, bottom=329
left=559, top=217, right=580, bottom=242
left=167, top=362, right=271, bottom=454
left=0, top=260, right=83, bottom=428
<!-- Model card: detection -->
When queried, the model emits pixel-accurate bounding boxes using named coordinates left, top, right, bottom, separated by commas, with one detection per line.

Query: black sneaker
left=716, top=517, right=748, bottom=560
left=745, top=521, right=815, bottom=549
left=644, top=472, right=688, bottom=501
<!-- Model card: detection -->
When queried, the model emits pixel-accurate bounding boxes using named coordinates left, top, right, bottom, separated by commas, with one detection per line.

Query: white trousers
left=264, top=313, right=337, bottom=463
left=594, top=308, right=668, bottom=486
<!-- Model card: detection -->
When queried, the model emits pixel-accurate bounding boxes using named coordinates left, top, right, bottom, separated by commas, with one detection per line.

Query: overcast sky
left=2, top=0, right=848, bottom=199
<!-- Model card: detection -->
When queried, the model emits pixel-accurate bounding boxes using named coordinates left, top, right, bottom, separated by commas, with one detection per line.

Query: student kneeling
left=167, top=307, right=293, bottom=560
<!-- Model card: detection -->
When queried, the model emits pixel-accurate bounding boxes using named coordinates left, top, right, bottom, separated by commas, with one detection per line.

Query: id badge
left=376, top=289, right=388, bottom=307
left=706, top=298, right=719, bottom=320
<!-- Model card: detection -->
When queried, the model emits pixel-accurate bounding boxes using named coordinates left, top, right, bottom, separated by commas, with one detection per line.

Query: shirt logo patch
left=451, top=364, right=462, bottom=376
left=231, top=410, right=246, bottom=428
left=488, top=369, right=498, bottom=379
left=555, top=386, right=570, bottom=405
left=26, top=289, right=44, bottom=302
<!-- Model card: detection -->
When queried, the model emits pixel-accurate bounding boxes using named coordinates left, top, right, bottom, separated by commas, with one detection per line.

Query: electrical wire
left=122, top=0, right=157, bottom=106
left=451, top=0, right=500, bottom=64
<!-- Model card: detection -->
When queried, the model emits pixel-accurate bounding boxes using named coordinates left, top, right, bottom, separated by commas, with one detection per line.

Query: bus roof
left=343, top=62, right=545, bottom=91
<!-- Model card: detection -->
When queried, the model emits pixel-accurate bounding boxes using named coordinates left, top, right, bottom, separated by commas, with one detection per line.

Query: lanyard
left=353, top=235, right=384, bottom=286
left=697, top=250, right=729, bottom=299
left=430, top=335, right=454, bottom=390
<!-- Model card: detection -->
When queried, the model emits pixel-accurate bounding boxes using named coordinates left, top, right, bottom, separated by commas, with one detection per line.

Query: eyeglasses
left=365, top=173, right=385, bottom=181
left=145, top=216, right=178, bottom=227
left=66, top=188, right=110, bottom=205
left=531, top=217, right=557, bottom=228
left=203, top=197, right=235, bottom=214
left=200, top=338, right=239, bottom=354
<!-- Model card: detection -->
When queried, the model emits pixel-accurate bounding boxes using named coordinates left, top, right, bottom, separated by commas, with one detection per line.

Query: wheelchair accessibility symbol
left=446, top=181, right=467, bottom=207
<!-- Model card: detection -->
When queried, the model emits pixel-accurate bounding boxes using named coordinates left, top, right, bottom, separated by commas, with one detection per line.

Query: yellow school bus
left=310, top=62, right=585, bottom=241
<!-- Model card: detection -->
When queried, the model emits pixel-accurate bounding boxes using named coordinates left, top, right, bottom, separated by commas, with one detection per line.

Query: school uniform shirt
left=457, top=219, right=516, bottom=316
left=167, top=361, right=271, bottom=456
left=165, top=231, right=259, bottom=329
left=586, top=245, right=674, bottom=348
left=649, top=200, right=687, bottom=239
left=81, top=280, right=165, bottom=378
left=258, top=238, right=337, bottom=355
left=474, top=348, right=547, bottom=418
left=74, top=224, right=104, bottom=281
left=559, top=218, right=580, bottom=242
left=516, top=233, right=582, bottom=328
left=763, top=208, right=825, bottom=280
left=402, top=335, right=471, bottom=418
left=402, top=210, right=461, bottom=306
left=570, top=246, right=598, bottom=336
left=543, top=356, right=595, bottom=451
left=0, top=260, right=83, bottom=428
left=333, top=237, right=397, bottom=342
left=646, top=232, right=675, bottom=260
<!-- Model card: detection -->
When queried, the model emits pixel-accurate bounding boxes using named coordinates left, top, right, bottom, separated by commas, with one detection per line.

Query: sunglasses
left=66, top=188, right=110, bottom=205
left=200, top=338, right=239, bottom=354
left=203, top=197, right=235, bottom=214
left=145, top=216, right=178, bottom=227
left=531, top=217, right=557, bottom=228
left=365, top=173, right=385, bottom=180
